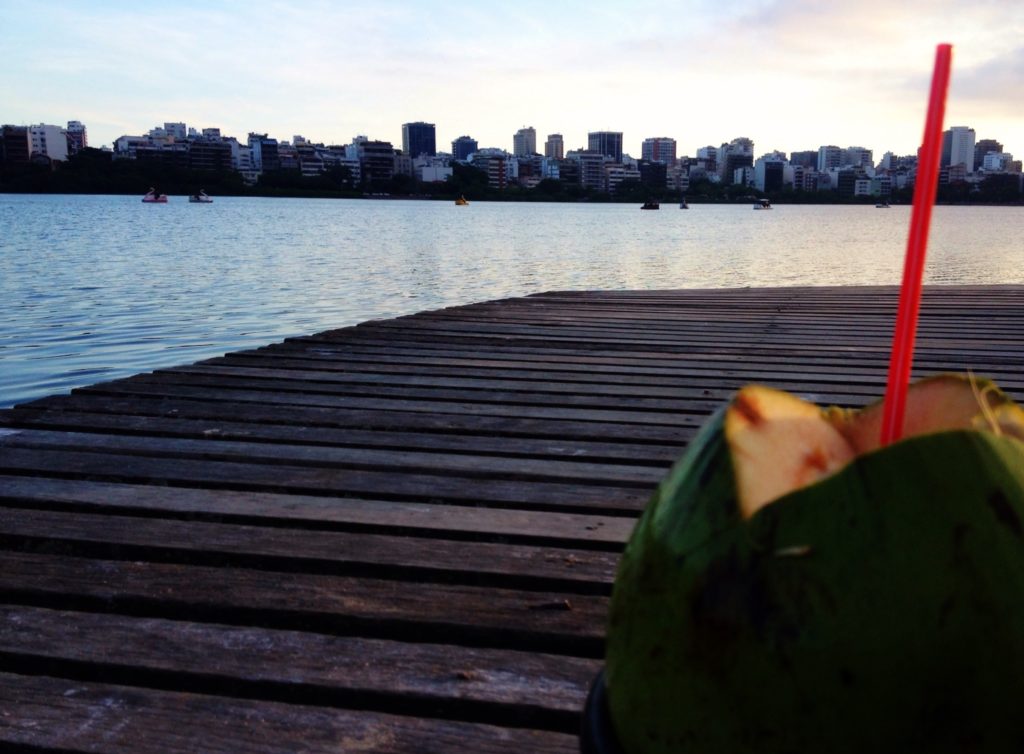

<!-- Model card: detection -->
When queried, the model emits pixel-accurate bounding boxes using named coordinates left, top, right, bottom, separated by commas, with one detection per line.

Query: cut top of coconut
left=724, top=375, right=1024, bottom=520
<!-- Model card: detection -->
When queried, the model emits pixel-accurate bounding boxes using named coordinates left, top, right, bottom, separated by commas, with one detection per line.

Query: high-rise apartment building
left=974, top=138, right=1001, bottom=171
left=588, top=131, right=623, bottom=162
left=451, top=136, right=478, bottom=162
left=402, top=122, right=436, bottom=158
left=982, top=152, right=1014, bottom=172
left=945, top=126, right=976, bottom=171
left=789, top=150, right=817, bottom=168
left=29, top=124, right=69, bottom=161
left=248, top=133, right=280, bottom=172
left=842, top=146, right=873, bottom=169
left=817, top=145, right=842, bottom=172
left=66, top=121, right=87, bottom=154
left=754, top=155, right=785, bottom=192
left=1, top=125, right=31, bottom=164
left=544, top=134, right=564, bottom=159
left=513, top=127, right=536, bottom=156
left=719, top=137, right=754, bottom=182
left=569, top=150, right=607, bottom=189
left=358, top=138, right=398, bottom=184
left=695, top=145, right=718, bottom=172
left=641, top=137, right=676, bottom=164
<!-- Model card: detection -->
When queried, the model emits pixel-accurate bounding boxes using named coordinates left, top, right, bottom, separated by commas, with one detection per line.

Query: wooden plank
left=0, top=447, right=650, bottom=515
left=0, top=408, right=684, bottom=466
left=0, top=429, right=665, bottom=488
left=96, top=371, right=737, bottom=414
left=0, top=476, right=634, bottom=547
left=7, top=393, right=697, bottom=444
left=0, top=606, right=598, bottom=730
left=65, top=382, right=719, bottom=427
left=0, top=551, right=608, bottom=654
left=2, top=284, right=1023, bottom=752
left=0, top=507, right=619, bottom=592
left=272, top=339, right=1024, bottom=378
left=0, top=672, right=577, bottom=753
left=359, top=316, right=1024, bottom=347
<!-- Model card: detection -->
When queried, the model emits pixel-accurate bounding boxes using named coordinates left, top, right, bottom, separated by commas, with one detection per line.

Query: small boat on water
left=142, top=188, right=168, bottom=203
left=875, top=201, right=890, bottom=208
left=641, top=200, right=660, bottom=210
left=189, top=189, right=213, bottom=203
left=679, top=197, right=689, bottom=209
left=753, top=198, right=772, bottom=210
left=455, top=195, right=469, bottom=206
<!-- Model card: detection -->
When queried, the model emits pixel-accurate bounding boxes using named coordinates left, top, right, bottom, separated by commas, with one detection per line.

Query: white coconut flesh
left=724, top=375, right=1024, bottom=519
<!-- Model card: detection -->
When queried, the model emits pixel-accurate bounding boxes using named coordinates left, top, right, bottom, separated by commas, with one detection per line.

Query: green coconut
left=606, top=374, right=1024, bottom=753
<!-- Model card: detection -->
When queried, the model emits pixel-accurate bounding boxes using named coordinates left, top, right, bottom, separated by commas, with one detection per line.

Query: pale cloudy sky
left=2, top=0, right=1021, bottom=158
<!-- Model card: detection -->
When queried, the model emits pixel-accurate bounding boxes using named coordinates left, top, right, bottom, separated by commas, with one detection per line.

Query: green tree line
left=2, top=148, right=1020, bottom=204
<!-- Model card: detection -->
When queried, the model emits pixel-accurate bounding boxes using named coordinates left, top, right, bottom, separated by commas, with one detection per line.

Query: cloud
left=3, top=0, right=1022, bottom=155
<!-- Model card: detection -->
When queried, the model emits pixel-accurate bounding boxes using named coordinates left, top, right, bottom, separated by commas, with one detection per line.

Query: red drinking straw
left=879, top=44, right=953, bottom=446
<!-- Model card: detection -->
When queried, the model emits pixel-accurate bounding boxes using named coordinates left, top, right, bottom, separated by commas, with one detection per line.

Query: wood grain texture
left=1, top=284, right=1022, bottom=751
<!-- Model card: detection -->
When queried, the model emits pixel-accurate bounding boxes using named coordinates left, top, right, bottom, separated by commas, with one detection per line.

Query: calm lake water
left=2, top=194, right=1022, bottom=408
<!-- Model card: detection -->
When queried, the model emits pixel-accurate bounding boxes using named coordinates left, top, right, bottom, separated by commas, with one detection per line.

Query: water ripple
left=2, top=195, right=1023, bottom=407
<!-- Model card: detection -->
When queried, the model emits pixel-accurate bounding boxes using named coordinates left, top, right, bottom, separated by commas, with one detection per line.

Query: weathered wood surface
left=1, top=284, right=1022, bottom=753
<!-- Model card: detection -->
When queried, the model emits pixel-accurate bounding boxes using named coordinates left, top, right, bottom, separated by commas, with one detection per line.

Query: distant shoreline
left=2, top=190, right=1022, bottom=207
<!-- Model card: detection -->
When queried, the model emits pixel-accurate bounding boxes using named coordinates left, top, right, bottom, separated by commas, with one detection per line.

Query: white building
left=696, top=146, right=717, bottom=161
left=982, top=152, right=1013, bottom=172
left=604, top=163, right=641, bottom=193
left=164, top=122, right=187, bottom=139
left=414, top=155, right=453, bottom=183
left=225, top=138, right=259, bottom=184
left=29, top=124, right=68, bottom=161
left=817, top=145, right=842, bottom=172
left=733, top=166, right=754, bottom=186
left=667, top=165, right=690, bottom=192
left=842, top=146, right=873, bottom=169
left=947, top=126, right=977, bottom=172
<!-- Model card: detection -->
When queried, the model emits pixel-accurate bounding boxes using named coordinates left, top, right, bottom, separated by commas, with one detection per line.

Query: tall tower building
left=513, top=127, right=537, bottom=156
left=451, top=135, right=478, bottom=162
left=946, top=126, right=976, bottom=171
left=588, top=131, right=623, bottom=162
left=817, top=145, right=842, bottom=172
left=66, top=121, right=88, bottom=154
left=544, top=134, right=564, bottom=159
left=641, top=137, right=677, bottom=164
left=402, top=122, right=436, bottom=158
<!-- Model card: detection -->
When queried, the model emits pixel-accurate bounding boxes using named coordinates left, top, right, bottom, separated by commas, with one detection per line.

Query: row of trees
left=2, top=148, right=1020, bottom=204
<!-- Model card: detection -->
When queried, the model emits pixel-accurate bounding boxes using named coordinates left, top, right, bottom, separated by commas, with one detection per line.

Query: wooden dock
left=1, top=285, right=1022, bottom=753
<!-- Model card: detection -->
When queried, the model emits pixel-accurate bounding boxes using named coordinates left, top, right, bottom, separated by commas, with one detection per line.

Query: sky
left=2, top=0, right=1022, bottom=159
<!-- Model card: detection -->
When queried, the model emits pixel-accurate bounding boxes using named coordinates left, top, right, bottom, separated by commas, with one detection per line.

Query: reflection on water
left=1, top=195, right=1022, bottom=406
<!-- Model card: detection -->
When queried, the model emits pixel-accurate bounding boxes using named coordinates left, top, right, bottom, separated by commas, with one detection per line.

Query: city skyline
left=2, top=1, right=1022, bottom=156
